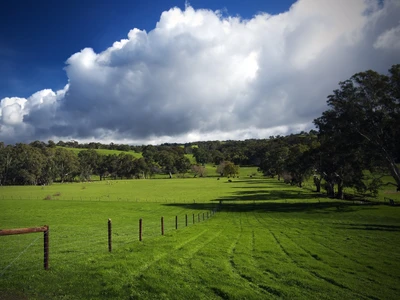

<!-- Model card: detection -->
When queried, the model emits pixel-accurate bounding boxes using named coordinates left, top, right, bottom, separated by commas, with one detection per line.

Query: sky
left=0, top=0, right=399, bottom=145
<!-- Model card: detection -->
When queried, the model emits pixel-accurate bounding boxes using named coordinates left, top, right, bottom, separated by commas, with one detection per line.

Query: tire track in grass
left=307, top=233, right=400, bottom=281
left=136, top=228, right=209, bottom=274
left=225, top=212, right=280, bottom=298
left=254, top=212, right=357, bottom=294
left=259, top=211, right=400, bottom=283
left=249, top=227, right=285, bottom=298
left=260, top=214, right=370, bottom=299
left=250, top=211, right=288, bottom=280
left=176, top=228, right=225, bottom=263
left=270, top=214, right=398, bottom=299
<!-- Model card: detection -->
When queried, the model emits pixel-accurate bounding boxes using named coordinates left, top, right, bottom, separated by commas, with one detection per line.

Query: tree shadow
left=336, top=223, right=400, bottom=232
left=163, top=201, right=380, bottom=213
left=163, top=178, right=383, bottom=213
left=215, top=189, right=320, bottom=201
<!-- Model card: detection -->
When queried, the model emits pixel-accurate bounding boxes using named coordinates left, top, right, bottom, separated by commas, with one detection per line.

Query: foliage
left=216, top=161, right=239, bottom=177
left=314, top=64, right=400, bottom=196
left=191, top=165, right=207, bottom=177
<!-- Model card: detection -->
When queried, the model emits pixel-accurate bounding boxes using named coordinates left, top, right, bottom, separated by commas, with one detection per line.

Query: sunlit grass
left=1, top=177, right=399, bottom=299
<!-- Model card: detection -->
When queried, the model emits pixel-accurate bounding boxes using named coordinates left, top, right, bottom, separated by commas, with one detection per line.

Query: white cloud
left=374, top=24, right=400, bottom=50
left=0, top=97, right=27, bottom=125
left=1, top=0, right=400, bottom=144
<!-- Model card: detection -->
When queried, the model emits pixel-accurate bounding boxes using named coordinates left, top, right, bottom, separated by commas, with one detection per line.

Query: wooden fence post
left=44, top=225, right=49, bottom=270
left=185, top=214, right=188, bottom=227
left=175, top=216, right=178, bottom=230
left=193, top=213, right=195, bottom=224
left=108, top=219, right=112, bottom=252
left=0, top=225, right=50, bottom=271
left=161, top=217, right=164, bottom=235
left=139, top=219, right=142, bottom=241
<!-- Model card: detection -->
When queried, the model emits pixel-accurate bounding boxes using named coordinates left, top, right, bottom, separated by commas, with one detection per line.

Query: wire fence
left=0, top=207, right=219, bottom=277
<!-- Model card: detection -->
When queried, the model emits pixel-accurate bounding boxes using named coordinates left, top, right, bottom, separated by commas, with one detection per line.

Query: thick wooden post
left=44, top=226, right=49, bottom=270
left=175, top=216, right=178, bottom=230
left=139, top=219, right=142, bottom=241
left=108, top=219, right=112, bottom=252
left=161, top=217, right=164, bottom=235
left=185, top=214, right=188, bottom=227
left=0, top=225, right=50, bottom=271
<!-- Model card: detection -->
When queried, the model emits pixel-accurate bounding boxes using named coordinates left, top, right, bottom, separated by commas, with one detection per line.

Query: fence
left=0, top=225, right=49, bottom=273
left=109, top=209, right=217, bottom=252
left=0, top=208, right=218, bottom=275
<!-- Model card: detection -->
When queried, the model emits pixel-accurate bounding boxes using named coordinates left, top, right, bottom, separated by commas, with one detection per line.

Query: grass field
left=58, top=147, right=143, bottom=158
left=1, top=178, right=399, bottom=299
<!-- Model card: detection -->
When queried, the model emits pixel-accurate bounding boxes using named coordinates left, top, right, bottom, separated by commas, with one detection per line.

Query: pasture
left=1, top=177, right=399, bottom=299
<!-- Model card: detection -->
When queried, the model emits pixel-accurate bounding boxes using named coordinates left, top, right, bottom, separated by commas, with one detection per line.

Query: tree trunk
left=314, top=176, right=321, bottom=193
left=325, top=181, right=334, bottom=198
left=337, top=180, right=344, bottom=200
left=387, top=159, right=400, bottom=191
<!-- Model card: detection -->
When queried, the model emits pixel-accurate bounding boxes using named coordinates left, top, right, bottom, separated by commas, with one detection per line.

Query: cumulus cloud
left=1, top=0, right=400, bottom=144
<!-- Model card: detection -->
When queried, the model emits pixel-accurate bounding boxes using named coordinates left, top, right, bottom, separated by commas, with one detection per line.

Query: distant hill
left=58, top=147, right=143, bottom=158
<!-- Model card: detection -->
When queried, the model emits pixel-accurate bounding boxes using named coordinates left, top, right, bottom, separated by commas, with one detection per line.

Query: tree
left=54, top=148, right=79, bottom=182
left=193, top=147, right=211, bottom=165
left=314, top=64, right=400, bottom=191
left=191, top=165, right=207, bottom=177
left=258, top=139, right=289, bottom=180
left=0, top=145, right=13, bottom=185
left=78, top=149, right=99, bottom=181
left=175, top=156, right=191, bottom=176
left=132, top=157, right=149, bottom=179
left=217, top=161, right=239, bottom=177
left=285, top=144, right=312, bottom=187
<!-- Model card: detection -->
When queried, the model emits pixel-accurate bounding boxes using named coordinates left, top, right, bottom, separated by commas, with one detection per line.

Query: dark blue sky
left=0, top=0, right=296, bottom=99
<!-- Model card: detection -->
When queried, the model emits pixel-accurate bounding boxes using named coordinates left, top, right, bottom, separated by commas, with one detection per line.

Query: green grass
left=1, top=178, right=400, bottom=299
left=58, top=147, right=142, bottom=158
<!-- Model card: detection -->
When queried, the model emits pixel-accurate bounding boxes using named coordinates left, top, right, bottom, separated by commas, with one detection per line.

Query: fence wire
left=0, top=207, right=218, bottom=276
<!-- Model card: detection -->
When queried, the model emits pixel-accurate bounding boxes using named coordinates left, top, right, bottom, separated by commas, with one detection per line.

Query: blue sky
left=0, top=0, right=399, bottom=144
left=0, top=0, right=295, bottom=100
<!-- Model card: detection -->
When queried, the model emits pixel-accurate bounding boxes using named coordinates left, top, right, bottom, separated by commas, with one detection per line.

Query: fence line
left=0, top=225, right=49, bottom=272
left=1, top=207, right=219, bottom=273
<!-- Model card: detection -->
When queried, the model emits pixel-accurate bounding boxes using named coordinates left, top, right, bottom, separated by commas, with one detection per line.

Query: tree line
left=0, top=143, right=195, bottom=185
left=0, top=65, right=399, bottom=199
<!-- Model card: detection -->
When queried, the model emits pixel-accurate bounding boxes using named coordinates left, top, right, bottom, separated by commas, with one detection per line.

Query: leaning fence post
left=44, top=225, right=49, bottom=270
left=139, top=219, right=142, bottom=241
left=108, top=219, right=112, bottom=252
left=175, top=216, right=178, bottom=230
left=161, top=217, right=164, bottom=235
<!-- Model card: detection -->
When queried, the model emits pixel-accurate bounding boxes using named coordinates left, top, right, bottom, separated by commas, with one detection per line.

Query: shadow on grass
left=163, top=201, right=380, bottom=213
left=215, top=189, right=320, bottom=201
left=337, top=223, right=400, bottom=232
left=164, top=177, right=383, bottom=213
